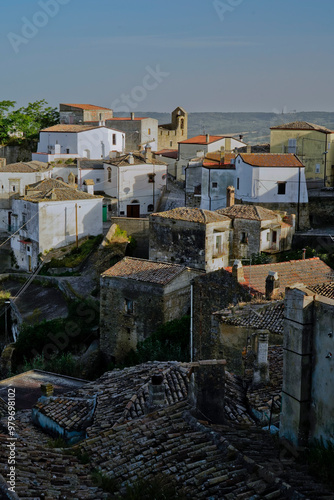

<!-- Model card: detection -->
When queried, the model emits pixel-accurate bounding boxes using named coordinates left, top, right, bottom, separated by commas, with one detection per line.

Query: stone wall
left=0, top=143, right=35, bottom=164
left=109, top=217, right=149, bottom=258
left=308, top=192, right=334, bottom=227
left=192, top=269, right=251, bottom=360
left=231, top=219, right=261, bottom=261
left=280, top=285, right=334, bottom=447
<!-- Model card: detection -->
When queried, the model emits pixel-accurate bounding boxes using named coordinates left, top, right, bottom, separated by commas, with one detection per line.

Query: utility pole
left=75, top=203, right=78, bottom=248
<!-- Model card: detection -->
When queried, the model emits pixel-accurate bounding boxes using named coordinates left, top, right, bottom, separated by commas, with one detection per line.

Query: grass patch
left=47, top=437, right=69, bottom=449
left=46, top=235, right=103, bottom=269
left=91, top=470, right=119, bottom=494
left=303, top=439, right=334, bottom=487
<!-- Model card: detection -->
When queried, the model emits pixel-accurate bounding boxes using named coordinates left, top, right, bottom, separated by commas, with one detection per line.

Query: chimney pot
left=145, top=145, right=152, bottom=162
left=232, top=259, right=244, bottom=282
left=246, top=144, right=252, bottom=153
left=147, top=374, right=165, bottom=410
left=302, top=248, right=306, bottom=260
left=206, top=134, right=210, bottom=143
left=226, top=186, right=235, bottom=208
left=131, top=112, right=135, bottom=120
left=265, top=271, right=280, bottom=299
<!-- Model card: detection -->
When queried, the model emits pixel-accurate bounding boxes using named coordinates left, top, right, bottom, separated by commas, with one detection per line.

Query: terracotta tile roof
left=101, top=257, right=187, bottom=285
left=151, top=207, right=231, bottom=223
left=24, top=178, right=102, bottom=202
left=270, top=121, right=334, bottom=134
left=34, top=396, right=96, bottom=431
left=107, top=117, right=146, bottom=121
left=0, top=161, right=51, bottom=173
left=202, top=152, right=236, bottom=168
left=179, top=134, right=224, bottom=145
left=41, top=124, right=105, bottom=133
left=238, top=153, right=305, bottom=168
left=216, top=204, right=281, bottom=221
left=215, top=301, right=284, bottom=335
left=308, top=281, right=334, bottom=299
left=106, top=152, right=166, bottom=166
left=61, top=103, right=112, bottom=111
left=155, top=149, right=178, bottom=159
left=226, top=258, right=334, bottom=296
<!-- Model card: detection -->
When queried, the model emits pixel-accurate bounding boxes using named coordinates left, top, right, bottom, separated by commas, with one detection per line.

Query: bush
left=304, top=438, right=334, bottom=487
left=122, top=316, right=190, bottom=367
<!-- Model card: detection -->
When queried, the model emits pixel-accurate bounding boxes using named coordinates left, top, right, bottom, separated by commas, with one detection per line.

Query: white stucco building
left=0, top=161, right=52, bottom=232
left=103, top=147, right=167, bottom=217
left=10, top=178, right=103, bottom=272
left=176, top=135, right=246, bottom=180
left=185, top=152, right=236, bottom=211
left=234, top=153, right=309, bottom=229
left=32, top=124, right=125, bottom=163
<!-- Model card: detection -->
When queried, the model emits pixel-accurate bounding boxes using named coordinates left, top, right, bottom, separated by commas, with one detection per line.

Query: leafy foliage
left=304, top=438, right=334, bottom=487
left=122, top=316, right=190, bottom=367
left=0, top=99, right=59, bottom=144
left=45, top=235, right=103, bottom=269
left=249, top=253, right=272, bottom=265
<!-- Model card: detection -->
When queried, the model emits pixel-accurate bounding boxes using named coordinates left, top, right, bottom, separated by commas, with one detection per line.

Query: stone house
left=176, top=135, right=246, bottom=181
left=10, top=178, right=103, bottom=272
left=157, top=107, right=188, bottom=150
left=0, top=161, right=52, bottom=232
left=104, top=113, right=158, bottom=152
left=216, top=200, right=295, bottom=262
left=235, top=153, right=309, bottom=230
left=32, top=124, right=125, bottom=163
left=270, top=121, right=334, bottom=188
left=280, top=282, right=334, bottom=447
left=154, top=149, right=178, bottom=178
left=185, top=153, right=236, bottom=210
left=149, top=207, right=232, bottom=271
left=192, top=258, right=334, bottom=361
left=103, top=147, right=167, bottom=217
left=100, top=257, right=202, bottom=362
left=59, top=103, right=114, bottom=124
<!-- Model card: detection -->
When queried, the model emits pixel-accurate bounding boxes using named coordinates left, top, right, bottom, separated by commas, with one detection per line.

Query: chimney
left=226, top=186, right=235, bottom=207
left=253, top=331, right=270, bottom=386
left=302, top=248, right=306, bottom=260
left=239, top=134, right=243, bottom=141
left=128, top=152, right=134, bottom=164
left=188, top=360, right=226, bottom=424
left=220, top=145, right=225, bottom=160
left=130, top=112, right=135, bottom=120
left=84, top=179, right=95, bottom=195
left=41, top=383, right=54, bottom=397
left=0, top=158, right=6, bottom=168
left=147, top=374, right=165, bottom=411
left=232, top=260, right=245, bottom=283
left=206, top=134, right=210, bottom=143
left=99, top=120, right=105, bottom=127
left=246, top=144, right=252, bottom=153
left=225, top=137, right=232, bottom=153
left=265, top=271, right=280, bottom=299
left=144, top=145, right=152, bottom=162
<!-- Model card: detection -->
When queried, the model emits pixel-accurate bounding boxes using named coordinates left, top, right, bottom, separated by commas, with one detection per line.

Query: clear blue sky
left=1, top=0, right=334, bottom=112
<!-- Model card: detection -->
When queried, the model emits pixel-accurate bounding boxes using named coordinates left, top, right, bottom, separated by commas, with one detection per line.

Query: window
left=125, top=299, right=133, bottom=314
left=22, top=213, right=26, bottom=225
left=66, top=148, right=70, bottom=154
left=148, top=173, right=155, bottom=183
left=215, top=234, right=223, bottom=255
left=194, top=184, right=201, bottom=195
left=288, top=138, right=297, bottom=153
left=96, top=178, right=101, bottom=183
left=237, top=178, right=239, bottom=190
left=315, top=164, right=320, bottom=174
left=27, top=246, right=30, bottom=252
left=277, top=182, right=286, bottom=195
left=12, top=185, right=16, bottom=192
left=148, top=128, right=151, bottom=135
left=240, top=232, right=248, bottom=244
left=107, top=167, right=112, bottom=182
left=180, top=118, right=184, bottom=130
left=112, top=134, right=116, bottom=145
left=170, top=141, right=173, bottom=147
left=212, top=182, right=218, bottom=189
left=147, top=204, right=154, bottom=212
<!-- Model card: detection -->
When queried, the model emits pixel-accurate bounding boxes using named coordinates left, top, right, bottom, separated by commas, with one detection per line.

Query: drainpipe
left=324, top=133, right=328, bottom=187
left=184, top=165, right=188, bottom=206
left=297, top=166, right=301, bottom=231
left=208, top=168, right=211, bottom=210
left=190, top=281, right=193, bottom=362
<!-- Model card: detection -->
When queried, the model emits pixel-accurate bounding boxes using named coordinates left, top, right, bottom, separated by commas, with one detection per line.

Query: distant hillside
left=115, top=111, right=334, bottom=145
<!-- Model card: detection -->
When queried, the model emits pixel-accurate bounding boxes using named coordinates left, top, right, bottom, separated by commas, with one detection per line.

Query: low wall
left=109, top=217, right=150, bottom=258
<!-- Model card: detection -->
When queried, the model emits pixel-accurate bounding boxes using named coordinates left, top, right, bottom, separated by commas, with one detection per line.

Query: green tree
left=0, top=100, right=16, bottom=143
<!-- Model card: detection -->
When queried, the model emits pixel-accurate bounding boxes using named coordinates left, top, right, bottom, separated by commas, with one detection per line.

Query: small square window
left=277, top=182, right=286, bottom=195
left=212, top=182, right=218, bottom=189
left=240, top=232, right=248, bottom=244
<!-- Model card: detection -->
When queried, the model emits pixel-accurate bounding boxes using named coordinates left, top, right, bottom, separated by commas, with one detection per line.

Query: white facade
left=11, top=197, right=103, bottom=272
left=32, top=126, right=125, bottom=163
left=103, top=161, right=167, bottom=216
left=235, top=155, right=308, bottom=204
left=0, top=167, right=52, bottom=231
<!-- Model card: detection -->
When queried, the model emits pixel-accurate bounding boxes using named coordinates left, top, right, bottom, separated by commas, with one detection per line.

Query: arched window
left=107, top=167, right=112, bottom=182
left=147, top=204, right=154, bottom=212
left=180, top=118, right=184, bottom=130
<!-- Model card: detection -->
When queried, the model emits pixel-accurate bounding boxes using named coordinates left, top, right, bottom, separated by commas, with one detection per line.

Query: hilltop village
left=0, top=103, right=334, bottom=499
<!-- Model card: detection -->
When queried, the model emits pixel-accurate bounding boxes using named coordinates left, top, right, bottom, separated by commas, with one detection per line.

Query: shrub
left=304, top=438, right=334, bottom=487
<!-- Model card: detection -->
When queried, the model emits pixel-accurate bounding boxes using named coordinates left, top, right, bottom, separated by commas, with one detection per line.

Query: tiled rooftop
left=238, top=153, right=305, bottom=168
left=179, top=134, right=224, bottom=145
left=216, top=204, right=282, bottom=221
left=0, top=161, right=51, bottom=173
left=151, top=207, right=231, bottom=224
left=41, top=124, right=105, bottom=133
left=226, top=258, right=334, bottom=296
left=24, top=178, right=101, bottom=202
left=106, top=151, right=166, bottom=166
left=309, top=281, right=334, bottom=299
left=202, top=152, right=236, bottom=168
left=270, top=121, right=334, bottom=133
left=215, top=301, right=284, bottom=335
left=101, top=257, right=188, bottom=285
left=34, top=396, right=96, bottom=431
left=61, top=103, right=112, bottom=111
